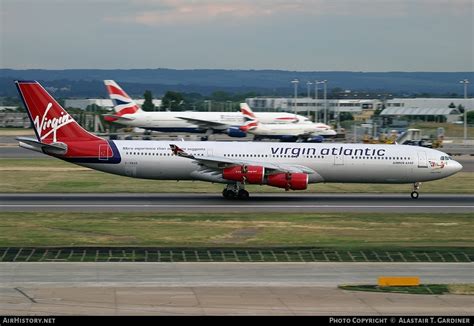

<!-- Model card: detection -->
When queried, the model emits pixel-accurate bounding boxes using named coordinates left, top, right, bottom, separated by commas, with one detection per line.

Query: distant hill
left=0, top=69, right=472, bottom=98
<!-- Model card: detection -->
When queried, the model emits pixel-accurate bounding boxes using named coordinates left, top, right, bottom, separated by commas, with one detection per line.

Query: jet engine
left=227, top=127, right=247, bottom=138
left=267, top=173, right=308, bottom=190
left=222, top=165, right=265, bottom=184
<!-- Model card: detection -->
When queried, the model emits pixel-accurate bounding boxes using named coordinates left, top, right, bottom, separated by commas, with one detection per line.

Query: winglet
left=170, top=144, right=194, bottom=159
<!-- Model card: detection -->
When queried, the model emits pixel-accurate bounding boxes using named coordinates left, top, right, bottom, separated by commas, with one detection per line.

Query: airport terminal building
left=386, top=98, right=473, bottom=111
left=245, top=97, right=471, bottom=122
left=245, top=97, right=381, bottom=114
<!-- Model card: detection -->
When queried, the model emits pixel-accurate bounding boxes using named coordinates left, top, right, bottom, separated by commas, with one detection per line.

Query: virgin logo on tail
left=34, top=102, right=73, bottom=142
left=16, top=80, right=102, bottom=144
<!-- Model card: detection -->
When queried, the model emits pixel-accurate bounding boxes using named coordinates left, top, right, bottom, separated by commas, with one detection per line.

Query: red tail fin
left=16, top=81, right=101, bottom=144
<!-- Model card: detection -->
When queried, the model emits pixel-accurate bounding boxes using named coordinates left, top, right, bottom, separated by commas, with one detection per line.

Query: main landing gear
left=411, top=182, right=421, bottom=199
left=222, top=183, right=249, bottom=200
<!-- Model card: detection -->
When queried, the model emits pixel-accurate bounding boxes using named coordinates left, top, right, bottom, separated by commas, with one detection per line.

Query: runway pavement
left=0, top=262, right=472, bottom=315
left=1, top=193, right=473, bottom=213
left=2, top=262, right=473, bottom=287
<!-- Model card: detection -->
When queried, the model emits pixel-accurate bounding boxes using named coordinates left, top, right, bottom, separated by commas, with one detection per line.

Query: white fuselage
left=248, top=122, right=337, bottom=138
left=82, top=141, right=462, bottom=185
left=115, top=111, right=311, bottom=131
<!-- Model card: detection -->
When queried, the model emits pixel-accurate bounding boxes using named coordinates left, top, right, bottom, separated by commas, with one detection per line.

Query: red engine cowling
left=267, top=173, right=308, bottom=190
left=222, top=165, right=265, bottom=184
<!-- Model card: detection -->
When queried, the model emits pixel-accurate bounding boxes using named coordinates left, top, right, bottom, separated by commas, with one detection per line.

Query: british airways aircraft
left=16, top=81, right=462, bottom=200
left=240, top=103, right=337, bottom=141
left=103, top=80, right=311, bottom=138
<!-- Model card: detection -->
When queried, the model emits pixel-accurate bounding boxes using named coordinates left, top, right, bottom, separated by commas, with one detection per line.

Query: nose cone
left=448, top=160, right=463, bottom=174
left=453, top=161, right=463, bottom=173
left=319, top=129, right=337, bottom=136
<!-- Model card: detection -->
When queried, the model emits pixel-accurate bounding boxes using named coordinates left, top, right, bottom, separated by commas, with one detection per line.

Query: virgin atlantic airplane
left=15, top=81, right=462, bottom=199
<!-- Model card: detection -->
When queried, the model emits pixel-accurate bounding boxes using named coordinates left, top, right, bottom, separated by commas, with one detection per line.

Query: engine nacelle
left=222, top=165, right=265, bottom=184
left=227, top=127, right=247, bottom=138
left=267, top=173, right=308, bottom=190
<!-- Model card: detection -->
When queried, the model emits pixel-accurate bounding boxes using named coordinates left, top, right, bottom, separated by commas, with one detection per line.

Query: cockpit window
left=441, top=156, right=453, bottom=160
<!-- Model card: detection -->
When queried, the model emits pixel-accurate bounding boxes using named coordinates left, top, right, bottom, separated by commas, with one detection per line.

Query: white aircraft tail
left=104, top=80, right=143, bottom=118
left=239, top=103, right=260, bottom=132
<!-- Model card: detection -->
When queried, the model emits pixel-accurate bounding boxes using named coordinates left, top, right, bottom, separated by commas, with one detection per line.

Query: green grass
left=339, top=284, right=450, bottom=295
left=448, top=284, right=474, bottom=295
left=339, top=284, right=474, bottom=295
left=1, top=158, right=473, bottom=193
left=409, top=122, right=473, bottom=138
left=0, top=128, right=34, bottom=136
left=0, top=212, right=473, bottom=247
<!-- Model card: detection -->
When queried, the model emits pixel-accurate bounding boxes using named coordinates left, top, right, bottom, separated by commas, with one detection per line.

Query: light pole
left=315, top=80, right=327, bottom=122
left=315, top=81, right=320, bottom=121
left=319, top=80, right=328, bottom=124
left=460, top=79, right=470, bottom=140
left=306, top=81, right=313, bottom=98
left=291, top=79, right=299, bottom=115
left=306, top=81, right=313, bottom=118
left=204, top=100, right=211, bottom=112
left=168, top=100, right=175, bottom=111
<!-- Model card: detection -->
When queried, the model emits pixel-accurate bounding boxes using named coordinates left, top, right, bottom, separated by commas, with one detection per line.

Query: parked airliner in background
left=104, top=80, right=311, bottom=139
left=16, top=81, right=462, bottom=199
left=240, top=103, right=336, bottom=142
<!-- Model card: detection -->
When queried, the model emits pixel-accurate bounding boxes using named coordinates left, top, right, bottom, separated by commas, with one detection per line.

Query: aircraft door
left=124, top=162, right=137, bottom=177
left=417, top=151, right=428, bottom=168
left=99, top=144, right=111, bottom=161
left=334, top=155, right=344, bottom=166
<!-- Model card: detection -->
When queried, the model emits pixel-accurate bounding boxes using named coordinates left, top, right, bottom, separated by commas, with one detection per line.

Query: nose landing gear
left=222, top=183, right=250, bottom=200
left=411, top=182, right=421, bottom=199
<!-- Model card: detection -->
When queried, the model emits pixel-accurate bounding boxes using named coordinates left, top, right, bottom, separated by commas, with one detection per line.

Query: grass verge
left=0, top=212, right=473, bottom=247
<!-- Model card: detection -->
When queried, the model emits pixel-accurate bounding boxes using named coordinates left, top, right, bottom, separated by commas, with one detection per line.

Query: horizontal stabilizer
left=103, top=114, right=135, bottom=121
left=16, top=137, right=68, bottom=155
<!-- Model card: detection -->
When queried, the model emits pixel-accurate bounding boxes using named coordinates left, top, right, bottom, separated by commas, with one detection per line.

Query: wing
left=176, top=116, right=229, bottom=130
left=169, top=144, right=315, bottom=175
left=103, top=114, right=135, bottom=121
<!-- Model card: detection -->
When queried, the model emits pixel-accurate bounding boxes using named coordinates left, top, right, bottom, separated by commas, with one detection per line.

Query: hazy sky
left=1, top=0, right=473, bottom=71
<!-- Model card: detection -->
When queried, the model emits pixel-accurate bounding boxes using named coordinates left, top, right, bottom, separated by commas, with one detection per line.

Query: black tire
left=223, top=189, right=236, bottom=199
left=237, top=189, right=250, bottom=200
left=410, top=191, right=419, bottom=199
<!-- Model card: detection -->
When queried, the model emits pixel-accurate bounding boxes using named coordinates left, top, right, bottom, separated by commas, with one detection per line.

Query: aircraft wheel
left=410, top=191, right=419, bottom=199
left=237, top=189, right=250, bottom=200
left=223, top=189, right=236, bottom=199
